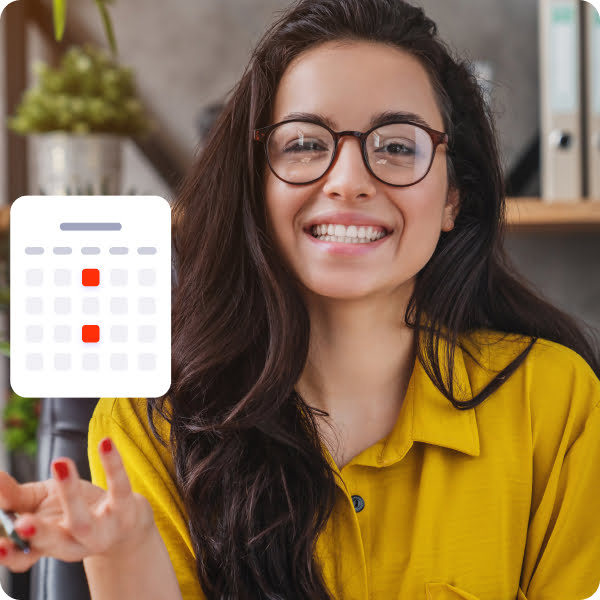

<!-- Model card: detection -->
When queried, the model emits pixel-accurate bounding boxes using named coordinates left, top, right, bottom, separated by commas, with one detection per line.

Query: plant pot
left=30, top=132, right=122, bottom=195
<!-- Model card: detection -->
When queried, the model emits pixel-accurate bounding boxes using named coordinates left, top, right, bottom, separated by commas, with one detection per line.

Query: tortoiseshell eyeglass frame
left=253, top=118, right=449, bottom=187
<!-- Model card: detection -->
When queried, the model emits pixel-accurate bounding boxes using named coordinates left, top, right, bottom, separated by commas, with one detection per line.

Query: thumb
left=0, top=471, right=47, bottom=514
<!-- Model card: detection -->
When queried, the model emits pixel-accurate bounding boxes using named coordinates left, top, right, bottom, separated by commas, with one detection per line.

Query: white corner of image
left=583, top=581, right=600, bottom=600
left=0, top=576, right=19, bottom=600
left=582, top=0, right=600, bottom=18
left=0, top=0, right=19, bottom=20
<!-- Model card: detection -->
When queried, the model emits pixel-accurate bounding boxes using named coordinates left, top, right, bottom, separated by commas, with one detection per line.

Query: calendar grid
left=10, top=196, right=171, bottom=398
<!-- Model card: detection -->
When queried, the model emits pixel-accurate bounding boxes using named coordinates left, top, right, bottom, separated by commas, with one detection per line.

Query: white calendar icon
left=10, top=196, right=171, bottom=398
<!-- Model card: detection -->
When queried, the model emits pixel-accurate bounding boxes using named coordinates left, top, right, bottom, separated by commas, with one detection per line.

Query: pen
left=0, top=509, right=30, bottom=553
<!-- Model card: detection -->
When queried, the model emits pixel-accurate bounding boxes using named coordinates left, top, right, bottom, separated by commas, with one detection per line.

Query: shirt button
left=352, top=494, right=365, bottom=513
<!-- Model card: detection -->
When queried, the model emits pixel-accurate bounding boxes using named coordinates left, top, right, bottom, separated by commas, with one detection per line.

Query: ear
left=441, top=186, right=460, bottom=232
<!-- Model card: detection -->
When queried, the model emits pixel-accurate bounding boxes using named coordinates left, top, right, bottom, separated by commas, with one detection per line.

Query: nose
left=321, top=137, right=377, bottom=200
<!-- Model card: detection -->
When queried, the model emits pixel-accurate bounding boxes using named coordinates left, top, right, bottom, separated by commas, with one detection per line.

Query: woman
left=1, top=1, right=600, bottom=598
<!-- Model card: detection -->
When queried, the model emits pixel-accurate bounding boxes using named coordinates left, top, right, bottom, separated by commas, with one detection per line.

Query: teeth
left=313, top=235, right=385, bottom=243
left=310, top=224, right=387, bottom=240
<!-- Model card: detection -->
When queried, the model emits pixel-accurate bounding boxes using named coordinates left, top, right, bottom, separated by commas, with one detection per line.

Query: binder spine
left=539, top=0, right=583, bottom=201
left=584, top=3, right=600, bottom=199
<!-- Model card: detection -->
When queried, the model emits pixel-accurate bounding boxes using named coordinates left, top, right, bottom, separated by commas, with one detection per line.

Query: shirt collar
left=395, top=333, right=480, bottom=461
left=324, top=331, right=481, bottom=474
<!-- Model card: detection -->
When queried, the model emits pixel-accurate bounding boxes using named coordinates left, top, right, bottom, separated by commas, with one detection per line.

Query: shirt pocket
left=425, top=582, right=529, bottom=600
left=425, top=581, right=481, bottom=600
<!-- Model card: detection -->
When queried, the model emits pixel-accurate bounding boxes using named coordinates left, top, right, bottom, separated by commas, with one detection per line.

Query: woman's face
left=264, top=40, right=459, bottom=302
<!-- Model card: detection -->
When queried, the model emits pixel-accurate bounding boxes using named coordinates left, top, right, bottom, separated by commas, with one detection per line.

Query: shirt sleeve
left=519, top=394, right=600, bottom=599
left=87, top=399, right=207, bottom=600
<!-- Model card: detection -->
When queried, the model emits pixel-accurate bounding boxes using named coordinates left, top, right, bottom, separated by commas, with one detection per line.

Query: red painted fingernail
left=100, top=438, right=112, bottom=454
left=53, top=460, right=69, bottom=481
left=0, top=547, right=7, bottom=558
left=17, top=525, right=35, bottom=538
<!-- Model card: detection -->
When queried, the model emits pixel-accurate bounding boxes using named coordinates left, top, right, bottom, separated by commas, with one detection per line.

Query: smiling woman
left=1, top=1, right=600, bottom=599
left=262, top=41, right=458, bottom=304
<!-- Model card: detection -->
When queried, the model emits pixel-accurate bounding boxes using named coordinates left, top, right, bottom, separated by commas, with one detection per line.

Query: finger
left=12, top=512, right=88, bottom=562
left=0, top=471, right=47, bottom=513
left=0, top=535, right=42, bottom=574
left=97, top=438, right=133, bottom=506
left=51, top=458, right=94, bottom=540
left=12, top=513, right=37, bottom=546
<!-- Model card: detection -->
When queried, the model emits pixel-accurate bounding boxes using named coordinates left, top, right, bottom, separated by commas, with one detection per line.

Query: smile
left=310, top=224, right=389, bottom=244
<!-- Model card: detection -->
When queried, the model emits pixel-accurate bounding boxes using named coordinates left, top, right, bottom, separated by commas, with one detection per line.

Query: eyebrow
left=279, top=110, right=432, bottom=130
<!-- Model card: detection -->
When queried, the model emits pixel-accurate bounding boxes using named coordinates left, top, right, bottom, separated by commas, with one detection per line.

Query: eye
left=376, top=141, right=415, bottom=155
left=283, top=139, right=329, bottom=153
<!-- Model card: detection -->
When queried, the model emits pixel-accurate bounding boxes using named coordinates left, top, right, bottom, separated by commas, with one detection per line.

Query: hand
left=0, top=437, right=155, bottom=572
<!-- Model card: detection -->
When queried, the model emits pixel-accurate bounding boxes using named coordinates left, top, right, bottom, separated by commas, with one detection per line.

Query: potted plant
left=0, top=215, right=37, bottom=482
left=0, top=381, right=40, bottom=483
left=52, top=0, right=118, bottom=55
left=1, top=389, right=40, bottom=479
left=1, top=393, right=40, bottom=457
left=8, top=44, right=150, bottom=195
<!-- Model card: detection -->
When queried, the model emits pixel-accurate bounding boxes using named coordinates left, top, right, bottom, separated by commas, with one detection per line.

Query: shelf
left=505, top=198, right=600, bottom=232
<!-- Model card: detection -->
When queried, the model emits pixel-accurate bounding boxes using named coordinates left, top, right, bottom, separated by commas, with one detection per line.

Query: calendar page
left=9, top=196, right=171, bottom=398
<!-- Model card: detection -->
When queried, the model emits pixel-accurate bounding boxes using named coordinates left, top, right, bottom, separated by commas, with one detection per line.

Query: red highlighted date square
left=82, top=325, right=100, bottom=343
left=82, top=269, right=100, bottom=286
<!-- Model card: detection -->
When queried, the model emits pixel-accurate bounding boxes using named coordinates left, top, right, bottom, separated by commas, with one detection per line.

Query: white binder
left=539, top=0, right=583, bottom=201
left=584, top=2, right=600, bottom=200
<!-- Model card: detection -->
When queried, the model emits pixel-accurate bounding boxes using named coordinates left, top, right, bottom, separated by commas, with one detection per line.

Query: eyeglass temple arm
left=254, top=128, right=268, bottom=143
left=435, top=132, right=449, bottom=147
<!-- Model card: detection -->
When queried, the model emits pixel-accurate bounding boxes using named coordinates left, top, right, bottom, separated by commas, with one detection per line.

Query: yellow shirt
left=88, top=330, right=600, bottom=600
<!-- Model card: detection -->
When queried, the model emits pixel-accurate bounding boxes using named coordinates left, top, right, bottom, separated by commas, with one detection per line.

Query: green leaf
left=94, top=0, right=118, bottom=56
left=8, top=44, right=149, bottom=135
left=0, top=340, right=9, bottom=357
left=2, top=392, right=39, bottom=454
left=53, top=0, right=67, bottom=42
left=24, top=439, right=38, bottom=456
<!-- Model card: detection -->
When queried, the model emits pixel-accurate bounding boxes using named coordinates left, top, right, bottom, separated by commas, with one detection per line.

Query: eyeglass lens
left=266, top=121, right=434, bottom=185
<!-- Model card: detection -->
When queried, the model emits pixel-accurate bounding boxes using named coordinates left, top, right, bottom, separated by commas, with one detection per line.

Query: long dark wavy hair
left=148, top=0, right=600, bottom=598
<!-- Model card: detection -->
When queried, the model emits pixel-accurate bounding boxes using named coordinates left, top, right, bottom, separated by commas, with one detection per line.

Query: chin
left=301, top=277, right=381, bottom=300
left=297, top=269, right=417, bottom=303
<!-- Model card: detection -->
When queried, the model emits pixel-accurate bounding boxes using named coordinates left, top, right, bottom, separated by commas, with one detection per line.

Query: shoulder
left=89, top=397, right=175, bottom=480
left=528, top=335, right=598, bottom=383
left=91, top=397, right=172, bottom=436
left=464, top=328, right=598, bottom=391
left=464, top=329, right=600, bottom=444
left=525, top=336, right=599, bottom=444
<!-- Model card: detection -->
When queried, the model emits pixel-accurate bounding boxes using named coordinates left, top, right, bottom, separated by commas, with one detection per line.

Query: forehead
left=272, top=40, right=444, bottom=131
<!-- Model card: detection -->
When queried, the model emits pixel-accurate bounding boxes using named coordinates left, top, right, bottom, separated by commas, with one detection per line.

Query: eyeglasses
left=254, top=119, right=449, bottom=187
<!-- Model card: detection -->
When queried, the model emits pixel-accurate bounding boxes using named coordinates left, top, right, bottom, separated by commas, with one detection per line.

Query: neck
left=295, top=291, right=417, bottom=423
